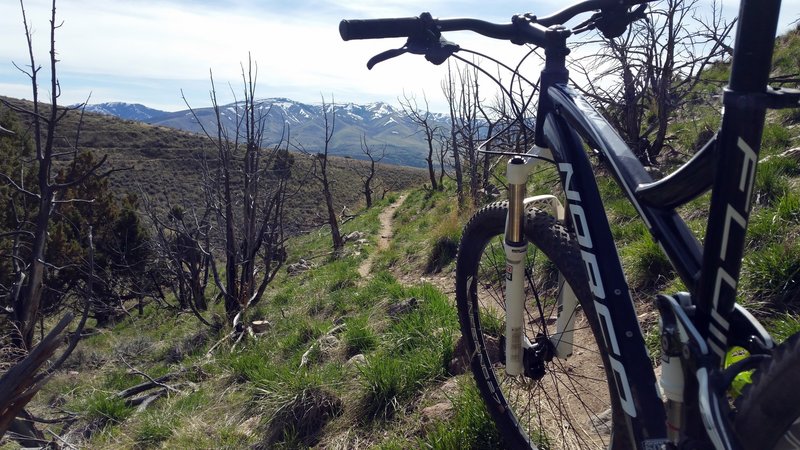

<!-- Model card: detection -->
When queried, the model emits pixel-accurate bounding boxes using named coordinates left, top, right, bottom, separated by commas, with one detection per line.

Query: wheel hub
left=499, top=333, right=556, bottom=380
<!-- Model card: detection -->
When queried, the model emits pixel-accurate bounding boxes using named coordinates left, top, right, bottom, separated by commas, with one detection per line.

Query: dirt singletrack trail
left=358, top=193, right=408, bottom=278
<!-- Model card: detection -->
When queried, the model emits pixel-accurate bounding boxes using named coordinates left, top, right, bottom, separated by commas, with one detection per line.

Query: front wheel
left=734, top=333, right=800, bottom=449
left=455, top=202, right=630, bottom=449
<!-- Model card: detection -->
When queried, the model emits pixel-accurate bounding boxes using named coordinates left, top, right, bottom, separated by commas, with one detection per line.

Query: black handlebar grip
left=339, top=17, right=423, bottom=41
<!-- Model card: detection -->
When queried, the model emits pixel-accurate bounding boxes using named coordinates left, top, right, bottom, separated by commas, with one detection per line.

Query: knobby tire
left=455, top=202, right=631, bottom=450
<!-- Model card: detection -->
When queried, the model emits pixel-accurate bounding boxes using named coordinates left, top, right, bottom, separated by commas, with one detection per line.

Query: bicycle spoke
left=457, top=204, right=615, bottom=449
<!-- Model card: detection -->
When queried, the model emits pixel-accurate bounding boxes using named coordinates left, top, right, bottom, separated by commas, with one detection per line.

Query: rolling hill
left=81, top=98, right=451, bottom=169
left=1, top=95, right=430, bottom=232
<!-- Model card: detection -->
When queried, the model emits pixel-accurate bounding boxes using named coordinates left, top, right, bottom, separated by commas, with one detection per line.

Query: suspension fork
left=503, top=148, right=576, bottom=375
left=504, top=155, right=529, bottom=376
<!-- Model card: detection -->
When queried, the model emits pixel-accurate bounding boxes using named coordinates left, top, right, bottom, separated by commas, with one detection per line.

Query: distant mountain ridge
left=82, top=99, right=450, bottom=168
left=82, top=102, right=167, bottom=122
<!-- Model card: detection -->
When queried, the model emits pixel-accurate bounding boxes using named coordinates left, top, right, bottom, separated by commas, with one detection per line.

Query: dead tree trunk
left=183, top=56, right=290, bottom=324
left=357, top=135, right=385, bottom=208
left=309, top=96, right=343, bottom=252
left=5, top=0, right=107, bottom=349
left=399, top=92, right=441, bottom=191
left=443, top=63, right=465, bottom=206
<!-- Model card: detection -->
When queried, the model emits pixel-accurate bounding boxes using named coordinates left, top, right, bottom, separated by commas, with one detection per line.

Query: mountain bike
left=340, top=1, right=800, bottom=448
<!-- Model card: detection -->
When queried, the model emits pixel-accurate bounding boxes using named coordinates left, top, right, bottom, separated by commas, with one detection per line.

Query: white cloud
left=1, top=0, right=539, bottom=112
left=2, top=0, right=799, bottom=113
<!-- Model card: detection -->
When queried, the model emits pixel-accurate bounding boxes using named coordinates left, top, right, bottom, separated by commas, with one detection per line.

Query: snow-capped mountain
left=82, top=98, right=449, bottom=168
left=81, top=102, right=168, bottom=122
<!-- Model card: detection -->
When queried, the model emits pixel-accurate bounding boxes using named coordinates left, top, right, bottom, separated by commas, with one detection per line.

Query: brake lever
left=366, top=35, right=460, bottom=69
left=573, top=11, right=601, bottom=34
left=594, top=3, right=649, bottom=38
left=629, top=3, right=648, bottom=22
left=367, top=48, right=408, bottom=70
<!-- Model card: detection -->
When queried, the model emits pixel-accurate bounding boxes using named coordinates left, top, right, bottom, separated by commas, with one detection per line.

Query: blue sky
left=1, top=0, right=799, bottom=113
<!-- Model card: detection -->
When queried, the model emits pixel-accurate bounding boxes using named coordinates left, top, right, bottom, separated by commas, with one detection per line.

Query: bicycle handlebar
left=339, top=17, right=424, bottom=41
left=340, top=16, right=545, bottom=45
left=540, top=0, right=650, bottom=28
left=339, top=0, right=654, bottom=44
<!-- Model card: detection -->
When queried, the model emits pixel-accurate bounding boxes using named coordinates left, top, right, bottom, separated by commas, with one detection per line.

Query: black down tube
left=543, top=111, right=668, bottom=447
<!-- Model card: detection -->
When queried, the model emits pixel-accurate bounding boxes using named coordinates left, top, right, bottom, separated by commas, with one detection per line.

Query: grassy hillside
left=0, top=96, right=429, bottom=231
left=8, top=144, right=800, bottom=448
left=6, top=189, right=504, bottom=449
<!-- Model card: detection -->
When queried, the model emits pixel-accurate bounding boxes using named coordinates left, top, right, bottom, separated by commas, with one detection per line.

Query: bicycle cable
left=447, top=46, right=542, bottom=158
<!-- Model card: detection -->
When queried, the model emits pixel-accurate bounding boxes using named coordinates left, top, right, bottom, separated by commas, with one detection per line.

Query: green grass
left=478, top=308, right=504, bottom=338
left=172, top=389, right=210, bottom=413
left=82, top=391, right=134, bottom=427
left=776, top=190, right=800, bottom=223
left=310, top=259, right=359, bottom=293
left=620, top=230, right=675, bottom=292
left=134, top=411, right=177, bottom=448
left=356, top=283, right=458, bottom=421
left=227, top=339, right=285, bottom=384
left=424, top=203, right=463, bottom=274
left=772, top=27, right=800, bottom=76
left=761, top=122, right=793, bottom=154
left=343, top=315, right=379, bottom=357
left=252, top=363, right=344, bottom=411
left=755, top=157, right=791, bottom=205
left=768, top=313, right=800, bottom=343
left=645, top=321, right=662, bottom=364
left=419, top=380, right=507, bottom=449
left=102, top=369, right=147, bottom=392
left=743, top=240, right=800, bottom=311
left=748, top=206, right=783, bottom=249
left=358, top=350, right=443, bottom=420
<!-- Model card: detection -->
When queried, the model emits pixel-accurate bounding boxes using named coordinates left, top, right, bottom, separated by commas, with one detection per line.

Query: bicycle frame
left=339, top=0, right=794, bottom=446
left=500, top=1, right=788, bottom=448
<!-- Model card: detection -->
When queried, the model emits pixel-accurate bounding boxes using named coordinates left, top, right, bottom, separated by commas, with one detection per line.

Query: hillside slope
left=12, top=187, right=501, bottom=449
left=81, top=98, right=451, bottom=168
left=7, top=130, right=800, bottom=447
left=0, top=96, right=429, bottom=230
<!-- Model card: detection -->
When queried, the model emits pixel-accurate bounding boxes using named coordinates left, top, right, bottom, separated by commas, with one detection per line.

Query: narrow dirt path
left=358, top=193, right=408, bottom=278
